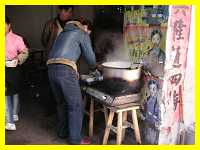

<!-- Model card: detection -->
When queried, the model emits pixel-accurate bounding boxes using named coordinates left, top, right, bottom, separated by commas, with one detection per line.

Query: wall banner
left=159, top=5, right=192, bottom=144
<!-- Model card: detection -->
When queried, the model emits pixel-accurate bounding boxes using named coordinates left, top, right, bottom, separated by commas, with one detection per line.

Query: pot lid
left=101, top=61, right=132, bottom=69
left=101, top=61, right=141, bottom=69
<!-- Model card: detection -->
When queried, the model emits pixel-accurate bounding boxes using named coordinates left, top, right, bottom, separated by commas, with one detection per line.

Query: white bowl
left=6, top=59, right=18, bottom=67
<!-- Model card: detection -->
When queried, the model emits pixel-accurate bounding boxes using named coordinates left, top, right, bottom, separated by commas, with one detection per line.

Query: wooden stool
left=83, top=95, right=108, bottom=138
left=102, top=103, right=141, bottom=145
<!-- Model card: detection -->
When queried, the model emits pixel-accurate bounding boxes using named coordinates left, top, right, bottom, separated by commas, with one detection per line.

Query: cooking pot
left=101, top=61, right=141, bottom=82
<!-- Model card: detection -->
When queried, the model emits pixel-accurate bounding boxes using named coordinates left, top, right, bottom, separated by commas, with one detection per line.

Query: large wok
left=100, top=61, right=141, bottom=82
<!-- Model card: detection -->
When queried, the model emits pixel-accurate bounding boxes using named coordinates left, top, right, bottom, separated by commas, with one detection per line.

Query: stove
left=80, top=77, right=141, bottom=106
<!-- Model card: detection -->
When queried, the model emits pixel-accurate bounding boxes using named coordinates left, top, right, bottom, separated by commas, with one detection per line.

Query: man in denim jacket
left=47, top=20, right=96, bottom=144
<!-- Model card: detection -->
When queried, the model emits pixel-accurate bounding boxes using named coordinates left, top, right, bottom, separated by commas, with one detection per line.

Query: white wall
left=6, top=6, right=53, bottom=49
left=5, top=6, right=95, bottom=50
left=73, top=6, right=95, bottom=22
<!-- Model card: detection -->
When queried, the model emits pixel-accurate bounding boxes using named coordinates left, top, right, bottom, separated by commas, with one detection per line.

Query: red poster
left=159, top=6, right=192, bottom=144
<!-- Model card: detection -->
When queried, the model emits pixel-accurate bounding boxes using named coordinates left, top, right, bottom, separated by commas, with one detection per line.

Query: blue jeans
left=48, top=64, right=84, bottom=144
left=5, top=94, right=20, bottom=124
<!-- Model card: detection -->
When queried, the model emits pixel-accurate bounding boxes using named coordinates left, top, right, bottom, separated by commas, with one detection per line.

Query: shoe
left=13, top=114, right=19, bottom=122
left=5, top=123, right=16, bottom=130
left=80, top=137, right=91, bottom=145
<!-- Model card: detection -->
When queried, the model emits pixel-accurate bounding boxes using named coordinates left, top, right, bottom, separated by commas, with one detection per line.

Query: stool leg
left=89, top=98, right=94, bottom=138
left=122, top=111, right=127, bottom=141
left=102, top=111, right=114, bottom=145
left=132, top=110, right=141, bottom=144
left=103, top=105, right=108, bottom=125
left=117, top=112, right=123, bottom=145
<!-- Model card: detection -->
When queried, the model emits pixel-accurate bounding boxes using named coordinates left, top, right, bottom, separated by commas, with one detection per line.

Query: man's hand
left=89, top=69, right=101, bottom=77
left=96, top=64, right=103, bottom=72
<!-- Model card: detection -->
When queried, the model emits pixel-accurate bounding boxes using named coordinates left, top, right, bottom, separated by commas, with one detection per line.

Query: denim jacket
left=48, top=21, right=96, bottom=69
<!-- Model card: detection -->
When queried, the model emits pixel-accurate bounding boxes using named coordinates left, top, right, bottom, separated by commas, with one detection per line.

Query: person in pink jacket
left=5, top=16, right=29, bottom=130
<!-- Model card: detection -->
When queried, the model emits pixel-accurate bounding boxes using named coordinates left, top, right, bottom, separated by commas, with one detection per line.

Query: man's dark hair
left=5, top=16, right=11, bottom=24
left=82, top=19, right=93, bottom=31
left=58, top=5, right=74, bottom=11
left=74, top=18, right=93, bottom=31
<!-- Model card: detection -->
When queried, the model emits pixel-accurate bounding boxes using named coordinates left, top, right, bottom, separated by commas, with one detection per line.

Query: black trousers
left=6, top=66, right=21, bottom=96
